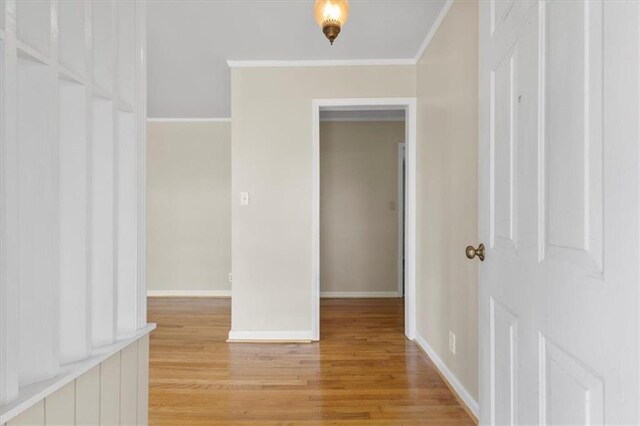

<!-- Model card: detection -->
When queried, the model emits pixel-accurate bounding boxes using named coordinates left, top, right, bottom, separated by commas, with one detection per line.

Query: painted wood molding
left=224, top=0, right=454, bottom=70
left=147, top=290, right=231, bottom=298
left=414, top=333, right=479, bottom=420
left=226, top=59, right=416, bottom=68
left=146, top=117, right=231, bottom=123
left=227, top=330, right=314, bottom=342
left=320, top=291, right=401, bottom=298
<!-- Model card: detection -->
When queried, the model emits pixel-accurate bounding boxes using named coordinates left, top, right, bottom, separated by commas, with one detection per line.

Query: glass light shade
left=313, top=0, right=349, bottom=28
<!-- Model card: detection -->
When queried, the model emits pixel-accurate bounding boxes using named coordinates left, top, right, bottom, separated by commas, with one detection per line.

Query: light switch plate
left=240, top=192, right=250, bottom=206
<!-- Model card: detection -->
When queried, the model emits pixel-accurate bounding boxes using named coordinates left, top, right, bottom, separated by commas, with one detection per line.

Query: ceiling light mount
left=314, top=0, right=350, bottom=45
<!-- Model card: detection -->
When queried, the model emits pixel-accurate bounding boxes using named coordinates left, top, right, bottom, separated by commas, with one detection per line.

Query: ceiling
left=147, top=0, right=447, bottom=118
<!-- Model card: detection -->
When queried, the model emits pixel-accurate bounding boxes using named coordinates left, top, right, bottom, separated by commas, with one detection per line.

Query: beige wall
left=5, top=336, right=149, bottom=426
left=320, top=121, right=404, bottom=296
left=231, top=66, right=416, bottom=333
left=416, top=0, right=479, bottom=401
left=147, top=121, right=231, bottom=294
left=229, top=1, right=479, bottom=404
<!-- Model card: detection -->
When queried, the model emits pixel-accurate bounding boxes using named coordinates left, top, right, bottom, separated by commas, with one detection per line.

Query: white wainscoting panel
left=1, top=0, right=149, bottom=422
left=4, top=339, right=149, bottom=426
left=7, top=400, right=44, bottom=426
left=100, top=353, right=121, bottom=425
left=120, top=343, right=138, bottom=425
left=44, top=382, right=75, bottom=425
left=75, top=366, right=100, bottom=425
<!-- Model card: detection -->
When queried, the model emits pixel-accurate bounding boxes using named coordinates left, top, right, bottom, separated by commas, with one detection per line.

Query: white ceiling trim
left=147, top=117, right=231, bottom=122
left=414, top=0, right=454, bottom=62
left=225, top=1, right=454, bottom=70
left=226, top=59, right=417, bottom=68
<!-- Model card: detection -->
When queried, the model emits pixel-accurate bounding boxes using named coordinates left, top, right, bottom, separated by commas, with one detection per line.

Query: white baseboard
left=147, top=290, right=231, bottom=298
left=227, top=330, right=314, bottom=342
left=320, top=291, right=400, bottom=298
left=414, top=333, right=479, bottom=419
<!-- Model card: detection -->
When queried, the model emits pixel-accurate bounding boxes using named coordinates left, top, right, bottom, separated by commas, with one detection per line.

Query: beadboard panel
left=136, top=335, right=150, bottom=425
left=45, top=382, right=75, bottom=425
left=100, top=353, right=121, bottom=425
left=120, top=343, right=138, bottom=425
left=7, top=400, right=44, bottom=426
left=4, top=339, right=148, bottom=426
left=75, top=366, right=99, bottom=425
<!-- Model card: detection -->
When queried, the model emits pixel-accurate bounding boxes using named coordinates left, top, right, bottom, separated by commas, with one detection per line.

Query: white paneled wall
left=0, top=0, right=150, bottom=423
left=59, top=77, right=89, bottom=365
left=117, top=111, right=138, bottom=336
left=91, top=96, right=116, bottom=348
left=3, top=337, right=149, bottom=426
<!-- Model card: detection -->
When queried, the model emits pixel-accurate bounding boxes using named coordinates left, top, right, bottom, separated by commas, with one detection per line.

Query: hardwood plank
left=148, top=298, right=475, bottom=425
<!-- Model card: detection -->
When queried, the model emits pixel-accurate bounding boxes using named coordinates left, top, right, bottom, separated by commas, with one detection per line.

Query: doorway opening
left=312, top=98, right=417, bottom=340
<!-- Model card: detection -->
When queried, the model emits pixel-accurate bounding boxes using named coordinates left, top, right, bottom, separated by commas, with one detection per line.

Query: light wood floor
left=148, top=298, right=475, bottom=425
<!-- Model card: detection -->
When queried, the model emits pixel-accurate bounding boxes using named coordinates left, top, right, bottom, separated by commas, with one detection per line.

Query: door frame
left=311, top=97, right=417, bottom=340
left=397, top=143, right=406, bottom=297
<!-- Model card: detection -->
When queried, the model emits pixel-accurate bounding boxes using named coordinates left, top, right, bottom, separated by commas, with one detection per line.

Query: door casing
left=311, top=98, right=417, bottom=340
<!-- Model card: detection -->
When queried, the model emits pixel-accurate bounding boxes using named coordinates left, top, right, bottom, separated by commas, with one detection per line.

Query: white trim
left=312, top=97, right=417, bottom=342
left=0, top=324, right=156, bottom=425
left=227, top=330, right=313, bottom=342
left=146, top=117, right=231, bottom=123
left=320, top=116, right=405, bottom=122
left=397, top=143, right=406, bottom=297
left=414, top=332, right=480, bottom=419
left=414, top=0, right=454, bottom=62
left=223, top=1, right=450, bottom=73
left=226, top=59, right=416, bottom=68
left=147, top=290, right=231, bottom=298
left=320, top=291, right=400, bottom=298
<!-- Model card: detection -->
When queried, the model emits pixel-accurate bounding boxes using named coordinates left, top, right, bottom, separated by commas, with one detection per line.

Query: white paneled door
left=479, top=1, right=639, bottom=424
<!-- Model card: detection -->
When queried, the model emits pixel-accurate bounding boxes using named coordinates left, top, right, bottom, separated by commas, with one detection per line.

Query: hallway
left=148, top=298, right=474, bottom=425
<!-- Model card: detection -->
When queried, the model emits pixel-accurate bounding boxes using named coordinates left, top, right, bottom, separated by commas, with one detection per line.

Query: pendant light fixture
left=313, top=0, right=350, bottom=45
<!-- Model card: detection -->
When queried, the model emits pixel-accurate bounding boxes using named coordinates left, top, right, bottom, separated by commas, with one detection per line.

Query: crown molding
left=414, top=0, right=454, bottom=62
left=225, top=1, right=454, bottom=70
left=226, top=58, right=417, bottom=68
left=146, top=117, right=231, bottom=123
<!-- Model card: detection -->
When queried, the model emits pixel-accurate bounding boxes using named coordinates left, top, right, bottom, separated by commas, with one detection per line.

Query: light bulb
left=313, top=0, right=350, bottom=45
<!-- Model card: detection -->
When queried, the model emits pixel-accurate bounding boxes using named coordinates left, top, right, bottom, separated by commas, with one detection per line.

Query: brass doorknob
left=465, top=243, right=485, bottom=261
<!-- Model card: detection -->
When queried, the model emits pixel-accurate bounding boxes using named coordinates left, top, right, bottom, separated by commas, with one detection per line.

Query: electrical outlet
left=449, top=331, right=456, bottom=355
left=228, top=273, right=232, bottom=284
